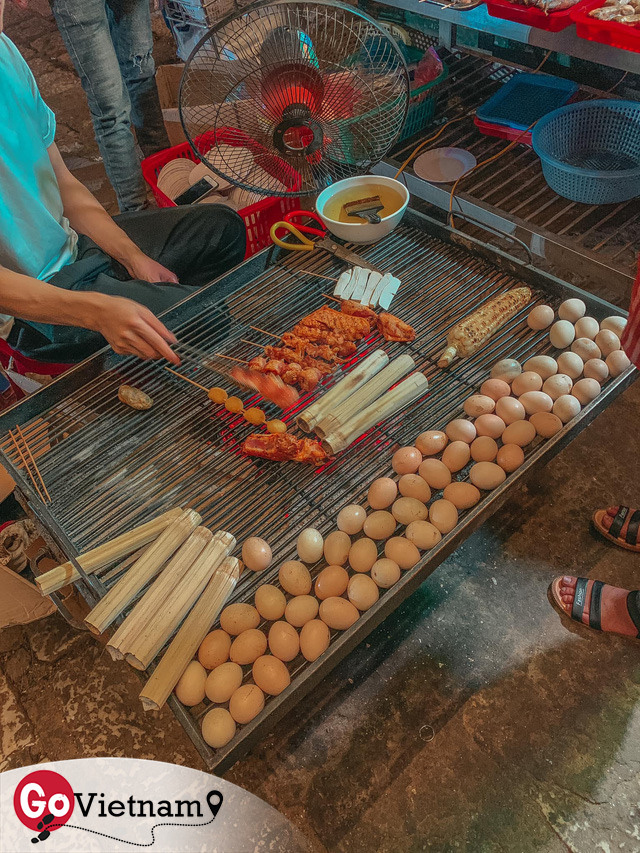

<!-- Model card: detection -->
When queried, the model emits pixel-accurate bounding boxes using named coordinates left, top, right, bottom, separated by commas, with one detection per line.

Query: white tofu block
left=371, top=272, right=393, bottom=308
left=341, top=267, right=359, bottom=300
left=351, top=267, right=370, bottom=302
left=335, top=270, right=352, bottom=298
left=378, top=276, right=401, bottom=310
left=362, top=271, right=382, bottom=306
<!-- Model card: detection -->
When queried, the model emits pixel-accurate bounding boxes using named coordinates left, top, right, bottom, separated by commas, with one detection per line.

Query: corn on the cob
left=438, top=286, right=532, bottom=368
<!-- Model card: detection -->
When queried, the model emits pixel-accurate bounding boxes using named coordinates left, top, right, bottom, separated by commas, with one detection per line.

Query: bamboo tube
left=322, top=373, right=429, bottom=455
left=125, top=531, right=235, bottom=670
left=37, top=508, right=184, bottom=596
left=315, top=354, right=416, bottom=439
left=85, top=509, right=201, bottom=635
left=296, top=349, right=389, bottom=433
left=106, top=526, right=213, bottom=659
left=139, top=556, right=241, bottom=711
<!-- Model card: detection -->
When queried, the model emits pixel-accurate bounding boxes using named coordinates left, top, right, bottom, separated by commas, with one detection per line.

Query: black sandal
left=550, top=576, right=640, bottom=638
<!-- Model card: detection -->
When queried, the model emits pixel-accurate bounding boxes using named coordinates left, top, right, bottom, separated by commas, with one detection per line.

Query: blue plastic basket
left=476, top=73, right=578, bottom=132
left=532, top=99, right=640, bottom=205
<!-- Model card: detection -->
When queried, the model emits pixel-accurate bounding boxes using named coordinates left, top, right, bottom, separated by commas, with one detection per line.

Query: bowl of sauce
left=316, top=175, right=409, bottom=243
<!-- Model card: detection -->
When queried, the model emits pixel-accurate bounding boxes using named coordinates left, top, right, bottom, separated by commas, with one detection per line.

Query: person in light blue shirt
left=0, top=9, right=245, bottom=364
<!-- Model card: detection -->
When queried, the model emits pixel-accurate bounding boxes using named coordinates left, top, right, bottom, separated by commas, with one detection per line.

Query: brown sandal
left=592, top=506, right=640, bottom=553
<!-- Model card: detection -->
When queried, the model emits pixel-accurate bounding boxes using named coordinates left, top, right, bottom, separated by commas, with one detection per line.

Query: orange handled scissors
left=270, top=209, right=327, bottom=252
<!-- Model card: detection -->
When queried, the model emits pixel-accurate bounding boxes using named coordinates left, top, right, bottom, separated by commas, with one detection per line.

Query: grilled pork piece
left=230, top=367, right=299, bottom=409
left=377, top=313, right=416, bottom=343
left=295, top=307, right=370, bottom=341
left=242, top=433, right=329, bottom=465
left=340, top=300, right=378, bottom=329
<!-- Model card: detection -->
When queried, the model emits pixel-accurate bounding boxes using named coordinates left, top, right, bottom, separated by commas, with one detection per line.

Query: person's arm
left=48, top=143, right=178, bottom=284
left=0, top=265, right=180, bottom=363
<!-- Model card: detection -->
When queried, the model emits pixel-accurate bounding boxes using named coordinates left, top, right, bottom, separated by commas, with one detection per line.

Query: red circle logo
left=13, top=770, right=74, bottom=833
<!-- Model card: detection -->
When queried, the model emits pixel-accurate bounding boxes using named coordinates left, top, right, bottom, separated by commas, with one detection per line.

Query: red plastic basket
left=571, top=0, right=640, bottom=53
left=486, top=0, right=589, bottom=31
left=474, top=116, right=534, bottom=145
left=141, top=129, right=301, bottom=258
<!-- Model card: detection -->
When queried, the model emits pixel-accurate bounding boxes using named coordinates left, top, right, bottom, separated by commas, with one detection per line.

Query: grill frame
left=0, top=208, right=634, bottom=773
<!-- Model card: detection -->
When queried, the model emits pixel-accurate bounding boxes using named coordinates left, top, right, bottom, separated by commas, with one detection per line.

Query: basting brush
left=343, top=195, right=384, bottom=224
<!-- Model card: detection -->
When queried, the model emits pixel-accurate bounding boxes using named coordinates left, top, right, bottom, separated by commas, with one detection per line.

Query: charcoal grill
left=0, top=208, right=633, bottom=773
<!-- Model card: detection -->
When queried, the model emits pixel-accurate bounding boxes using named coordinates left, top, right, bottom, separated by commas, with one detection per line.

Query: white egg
left=337, top=504, right=366, bottom=535
left=601, top=316, right=627, bottom=336
left=519, top=391, right=553, bottom=415
left=594, top=330, right=620, bottom=358
left=583, top=358, right=609, bottom=383
left=557, top=351, right=583, bottom=380
left=297, top=529, right=324, bottom=564
left=490, top=358, right=522, bottom=383
left=542, top=374, right=573, bottom=400
left=549, top=320, right=575, bottom=349
left=606, top=350, right=631, bottom=377
left=523, top=355, right=558, bottom=380
left=558, top=298, right=586, bottom=323
left=573, top=316, right=599, bottom=341
left=527, top=305, right=554, bottom=331
left=571, top=338, right=601, bottom=362
left=572, top=378, right=601, bottom=405
left=553, top=394, right=581, bottom=424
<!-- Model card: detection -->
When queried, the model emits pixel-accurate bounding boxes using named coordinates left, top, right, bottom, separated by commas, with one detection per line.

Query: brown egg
left=219, top=603, right=260, bottom=636
left=572, top=377, right=601, bottom=404
left=268, top=621, right=299, bottom=662
left=418, top=459, right=452, bottom=490
left=595, top=329, right=620, bottom=358
left=296, top=529, right=324, bottom=564
left=415, top=430, right=448, bottom=456
left=252, top=655, right=291, bottom=696
left=201, top=708, right=236, bottom=748
left=480, top=378, right=511, bottom=401
left=496, top=443, right=524, bottom=473
left=371, top=558, right=401, bottom=588
left=428, top=499, right=458, bottom=533
left=198, top=629, right=231, bottom=670
left=347, top=575, right=380, bottom=611
left=606, top=350, right=630, bottom=377
left=363, top=511, right=397, bottom=540
left=205, top=661, right=243, bottom=703
left=442, top=441, right=471, bottom=473
left=299, top=619, right=330, bottom=661
left=241, top=537, right=272, bottom=572
left=557, top=351, right=585, bottom=380
left=398, top=474, right=431, bottom=502
left=385, top=537, right=420, bottom=569
left=529, top=411, right=563, bottom=438
left=229, top=684, right=265, bottom=723
left=367, top=477, right=398, bottom=509
left=315, top=564, right=350, bottom=598
left=511, top=372, right=543, bottom=396
left=337, top=504, right=366, bottom=535
left=279, top=560, right=312, bottom=596
left=471, top=436, right=498, bottom=463
left=391, top=446, right=422, bottom=474
left=254, top=585, right=286, bottom=621
left=285, top=595, right=319, bottom=627
left=469, top=461, right=506, bottom=490
left=319, top=597, right=360, bottom=630
left=443, top=482, right=481, bottom=510
left=446, top=419, right=477, bottom=444
left=323, top=531, right=351, bottom=566
left=348, top=539, right=378, bottom=574
left=175, top=660, right=207, bottom=706
left=392, top=497, right=429, bottom=525
left=495, top=396, right=526, bottom=425
left=501, top=420, right=536, bottom=447
left=406, top=520, right=442, bottom=551
left=463, top=394, right=495, bottom=417
left=474, top=414, right=506, bottom=439
left=519, top=391, right=553, bottom=415
left=229, top=629, right=267, bottom=665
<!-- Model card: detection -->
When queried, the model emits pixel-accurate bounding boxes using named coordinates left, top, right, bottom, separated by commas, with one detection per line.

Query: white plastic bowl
left=316, top=176, right=409, bottom=244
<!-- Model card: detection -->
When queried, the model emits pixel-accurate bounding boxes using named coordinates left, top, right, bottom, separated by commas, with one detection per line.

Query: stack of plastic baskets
left=532, top=99, right=640, bottom=205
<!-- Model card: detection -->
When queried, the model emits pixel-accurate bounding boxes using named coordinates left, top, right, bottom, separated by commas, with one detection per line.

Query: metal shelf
left=375, top=0, right=640, bottom=73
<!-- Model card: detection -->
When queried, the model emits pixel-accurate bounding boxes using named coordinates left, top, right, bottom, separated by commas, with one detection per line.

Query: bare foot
left=553, top=576, right=640, bottom=637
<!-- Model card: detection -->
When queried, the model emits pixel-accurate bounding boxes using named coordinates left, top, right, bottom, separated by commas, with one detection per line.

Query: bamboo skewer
left=214, top=353, right=248, bottom=364
left=315, top=354, right=416, bottom=439
left=15, top=425, right=51, bottom=501
left=164, top=367, right=209, bottom=392
left=36, top=508, right=184, bottom=595
left=125, top=531, right=235, bottom=670
left=322, top=373, right=430, bottom=455
left=106, top=526, right=213, bottom=660
left=299, top=269, right=338, bottom=283
left=296, top=349, right=389, bottom=433
left=322, top=293, right=342, bottom=304
left=139, top=556, right=241, bottom=711
left=85, top=509, right=201, bottom=635
left=250, top=325, right=282, bottom=340
left=8, top=430, right=48, bottom=504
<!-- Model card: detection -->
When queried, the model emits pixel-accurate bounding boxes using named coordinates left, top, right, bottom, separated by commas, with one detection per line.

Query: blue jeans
left=51, top=0, right=170, bottom=212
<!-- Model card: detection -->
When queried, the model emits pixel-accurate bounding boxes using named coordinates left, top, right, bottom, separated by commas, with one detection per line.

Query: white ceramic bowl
left=316, top=176, right=409, bottom=244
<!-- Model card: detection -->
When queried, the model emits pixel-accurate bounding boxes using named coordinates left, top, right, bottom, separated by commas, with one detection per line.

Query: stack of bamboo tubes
left=296, top=353, right=429, bottom=455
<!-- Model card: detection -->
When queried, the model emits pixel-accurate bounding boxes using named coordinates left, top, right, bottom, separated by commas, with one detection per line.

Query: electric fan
left=178, top=0, right=410, bottom=197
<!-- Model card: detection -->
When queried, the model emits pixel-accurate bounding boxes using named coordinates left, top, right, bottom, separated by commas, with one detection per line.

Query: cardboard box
left=156, top=64, right=187, bottom=146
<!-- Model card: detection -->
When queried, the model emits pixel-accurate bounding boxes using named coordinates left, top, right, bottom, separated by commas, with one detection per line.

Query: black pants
left=12, top=205, right=246, bottom=363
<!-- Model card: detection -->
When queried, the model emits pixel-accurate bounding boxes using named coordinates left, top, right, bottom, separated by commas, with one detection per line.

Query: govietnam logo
left=13, top=768, right=224, bottom=846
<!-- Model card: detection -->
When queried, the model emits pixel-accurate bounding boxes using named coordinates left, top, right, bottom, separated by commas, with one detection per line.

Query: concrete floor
left=2, top=4, right=640, bottom=852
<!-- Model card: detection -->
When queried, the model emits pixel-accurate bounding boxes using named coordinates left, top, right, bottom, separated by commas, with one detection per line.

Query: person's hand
left=92, top=295, right=180, bottom=364
left=123, top=251, right=179, bottom=285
